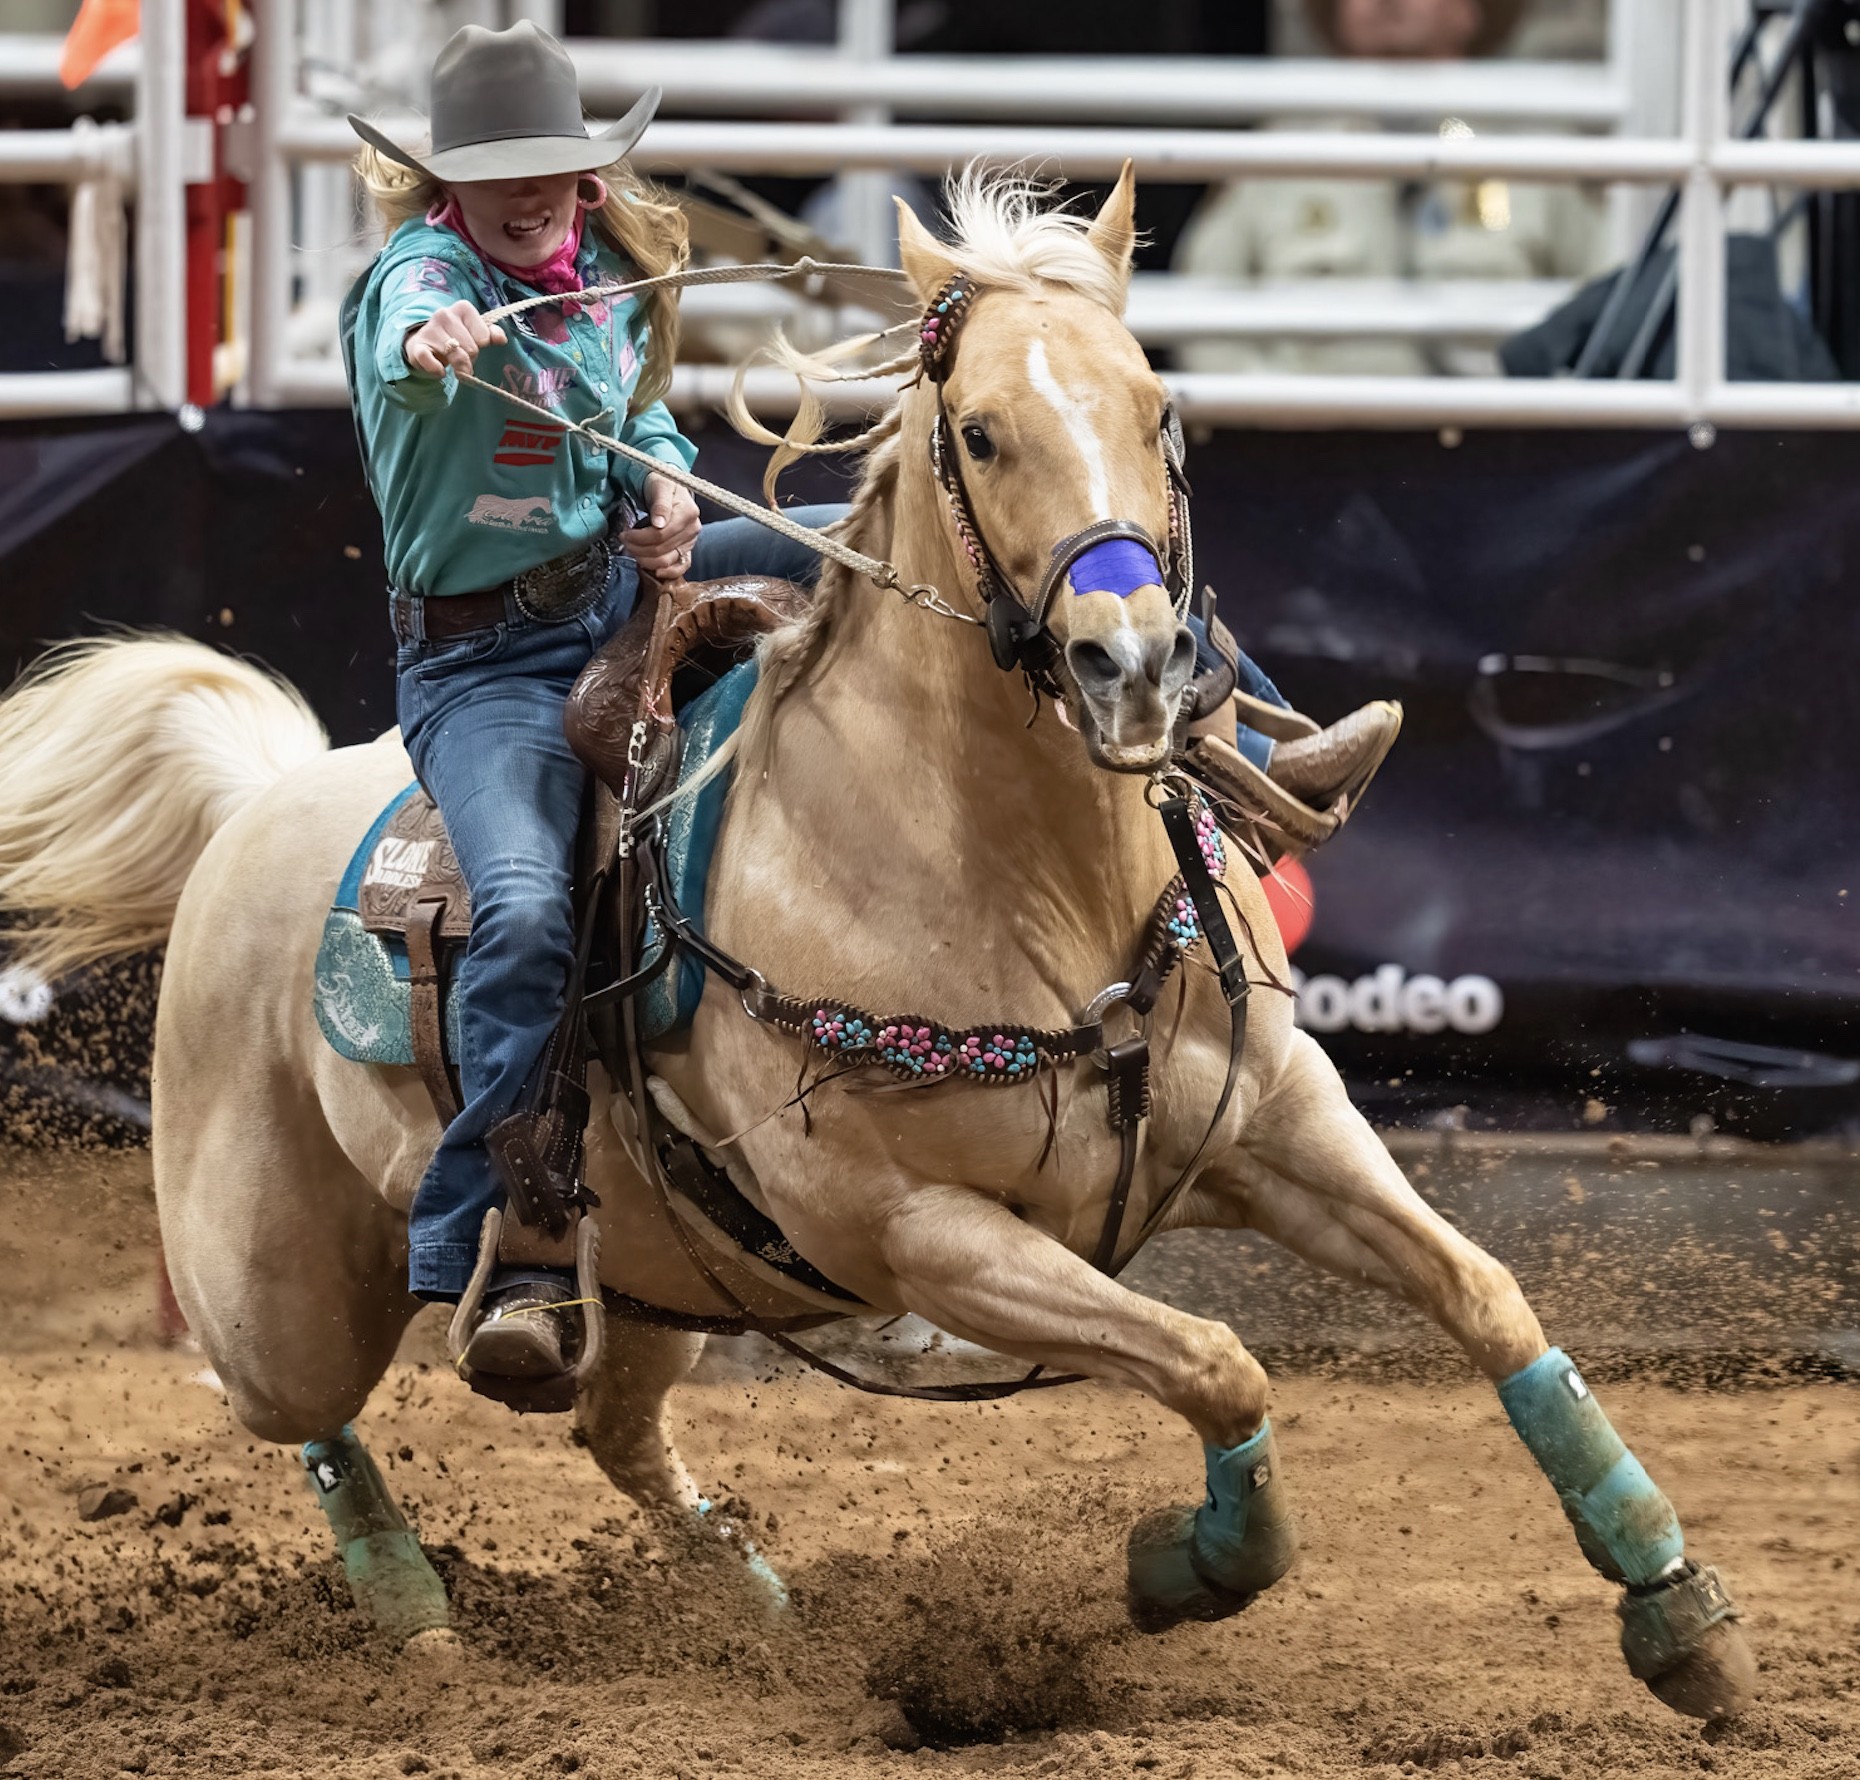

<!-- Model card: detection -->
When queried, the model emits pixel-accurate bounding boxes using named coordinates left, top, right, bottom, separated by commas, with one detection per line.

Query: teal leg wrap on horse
left=1194, top=1422, right=1281, bottom=1577
left=1497, top=1348, right=1684, bottom=1587
left=1127, top=1420, right=1297, bottom=1631
left=301, top=1427, right=451, bottom=1640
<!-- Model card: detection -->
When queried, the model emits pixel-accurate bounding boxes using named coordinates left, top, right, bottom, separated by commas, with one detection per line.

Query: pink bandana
left=427, top=178, right=604, bottom=298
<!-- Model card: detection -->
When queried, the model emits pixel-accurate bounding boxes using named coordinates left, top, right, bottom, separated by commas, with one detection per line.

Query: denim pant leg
left=394, top=621, right=594, bottom=1299
left=687, top=503, right=847, bottom=587
left=1186, top=612, right=1285, bottom=772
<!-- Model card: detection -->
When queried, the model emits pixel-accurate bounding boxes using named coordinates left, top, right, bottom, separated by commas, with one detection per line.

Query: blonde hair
left=353, top=143, right=689, bottom=412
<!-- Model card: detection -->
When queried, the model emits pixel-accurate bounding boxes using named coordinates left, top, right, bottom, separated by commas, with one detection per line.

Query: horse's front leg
left=877, top=1184, right=1299, bottom=1632
left=1193, top=1028, right=1755, bottom=1721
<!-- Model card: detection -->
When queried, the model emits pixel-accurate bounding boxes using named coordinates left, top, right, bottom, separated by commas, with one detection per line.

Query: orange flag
left=61, top=0, right=141, bottom=91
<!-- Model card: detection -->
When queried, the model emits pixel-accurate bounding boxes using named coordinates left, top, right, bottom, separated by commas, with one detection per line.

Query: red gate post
left=184, top=0, right=249, bottom=408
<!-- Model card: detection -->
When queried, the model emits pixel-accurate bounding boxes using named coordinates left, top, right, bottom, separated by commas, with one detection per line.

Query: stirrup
left=446, top=1207, right=605, bottom=1414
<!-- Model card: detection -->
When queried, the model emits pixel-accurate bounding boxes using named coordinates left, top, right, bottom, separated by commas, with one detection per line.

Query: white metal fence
left=4, top=0, right=1859, bottom=429
left=0, top=9, right=193, bottom=418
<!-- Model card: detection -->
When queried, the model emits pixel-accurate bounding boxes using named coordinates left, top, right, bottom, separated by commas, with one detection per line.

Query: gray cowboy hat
left=347, top=20, right=659, bottom=184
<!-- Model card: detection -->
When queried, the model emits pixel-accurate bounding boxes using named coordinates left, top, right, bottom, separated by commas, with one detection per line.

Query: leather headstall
left=918, top=269, right=1198, bottom=691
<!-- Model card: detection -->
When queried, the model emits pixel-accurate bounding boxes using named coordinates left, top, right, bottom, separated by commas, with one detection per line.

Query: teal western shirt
left=343, top=217, right=699, bottom=600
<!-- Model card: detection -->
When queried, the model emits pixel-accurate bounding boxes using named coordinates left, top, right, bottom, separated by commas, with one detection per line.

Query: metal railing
left=0, top=10, right=194, bottom=420
left=6, top=0, right=1859, bottom=430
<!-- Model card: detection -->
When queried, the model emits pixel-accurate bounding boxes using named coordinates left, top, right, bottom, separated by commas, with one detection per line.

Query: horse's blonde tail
left=0, top=635, right=328, bottom=979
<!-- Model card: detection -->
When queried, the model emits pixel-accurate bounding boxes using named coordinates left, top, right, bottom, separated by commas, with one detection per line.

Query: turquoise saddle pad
left=313, top=660, right=758, bottom=1069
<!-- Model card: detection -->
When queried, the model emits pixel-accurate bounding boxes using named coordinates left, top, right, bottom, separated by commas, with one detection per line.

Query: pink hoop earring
left=577, top=175, right=608, bottom=210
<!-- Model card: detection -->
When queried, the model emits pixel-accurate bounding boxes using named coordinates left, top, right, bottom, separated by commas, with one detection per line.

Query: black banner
left=2, top=412, right=1856, bottom=1138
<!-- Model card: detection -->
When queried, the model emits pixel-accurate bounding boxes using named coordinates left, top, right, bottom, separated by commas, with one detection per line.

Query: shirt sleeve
left=372, top=253, right=472, bottom=408
left=611, top=398, right=699, bottom=506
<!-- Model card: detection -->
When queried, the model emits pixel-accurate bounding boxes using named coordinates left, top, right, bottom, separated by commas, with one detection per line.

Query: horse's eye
left=961, top=422, right=995, bottom=462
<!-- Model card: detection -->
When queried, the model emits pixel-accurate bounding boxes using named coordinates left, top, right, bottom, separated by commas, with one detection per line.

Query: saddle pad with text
left=312, top=660, right=758, bottom=1068
left=314, top=783, right=467, bottom=1068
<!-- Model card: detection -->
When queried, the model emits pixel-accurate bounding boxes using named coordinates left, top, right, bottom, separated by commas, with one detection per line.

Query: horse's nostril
left=1066, top=640, right=1123, bottom=697
left=1163, top=626, right=1196, bottom=693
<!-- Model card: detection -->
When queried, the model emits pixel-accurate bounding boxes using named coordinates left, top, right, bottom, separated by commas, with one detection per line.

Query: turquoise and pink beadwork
left=812, top=1008, right=1040, bottom=1081
left=790, top=797, right=1229, bottom=1088
left=1195, top=804, right=1227, bottom=877
left=810, top=1008, right=874, bottom=1052
left=1165, top=889, right=1201, bottom=950
left=920, top=276, right=974, bottom=382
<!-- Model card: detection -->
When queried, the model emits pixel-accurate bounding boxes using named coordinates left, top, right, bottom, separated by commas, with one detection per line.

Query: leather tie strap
left=1092, top=1034, right=1152, bottom=1273
left=403, top=896, right=462, bottom=1127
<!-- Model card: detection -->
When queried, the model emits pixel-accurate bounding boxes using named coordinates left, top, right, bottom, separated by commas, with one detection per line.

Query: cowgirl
left=345, top=21, right=846, bottom=1389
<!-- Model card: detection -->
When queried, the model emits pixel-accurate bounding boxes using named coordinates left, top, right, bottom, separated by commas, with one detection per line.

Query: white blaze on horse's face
left=949, top=291, right=1194, bottom=773
left=1024, top=338, right=1111, bottom=520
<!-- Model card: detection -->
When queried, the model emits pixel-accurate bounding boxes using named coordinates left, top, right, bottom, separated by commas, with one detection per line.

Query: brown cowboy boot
left=457, top=1269, right=582, bottom=1379
left=1186, top=693, right=1402, bottom=865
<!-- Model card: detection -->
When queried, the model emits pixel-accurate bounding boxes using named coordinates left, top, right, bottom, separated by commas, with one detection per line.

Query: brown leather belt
left=390, top=586, right=508, bottom=645
left=391, top=526, right=620, bottom=646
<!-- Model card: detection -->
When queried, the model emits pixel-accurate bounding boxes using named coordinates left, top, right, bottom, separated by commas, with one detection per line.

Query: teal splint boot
left=1126, top=1421, right=1298, bottom=1633
left=302, top=1427, right=451, bottom=1642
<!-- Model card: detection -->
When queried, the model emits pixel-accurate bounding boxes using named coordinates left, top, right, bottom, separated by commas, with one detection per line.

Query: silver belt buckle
left=512, top=534, right=611, bottom=622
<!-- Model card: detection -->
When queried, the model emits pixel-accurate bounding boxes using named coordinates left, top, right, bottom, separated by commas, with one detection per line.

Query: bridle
left=917, top=272, right=1198, bottom=692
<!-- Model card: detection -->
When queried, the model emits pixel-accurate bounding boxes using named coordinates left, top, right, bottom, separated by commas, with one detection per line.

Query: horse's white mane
left=940, top=169, right=1128, bottom=313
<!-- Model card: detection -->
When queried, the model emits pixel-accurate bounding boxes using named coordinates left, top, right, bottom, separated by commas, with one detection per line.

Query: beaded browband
left=919, top=274, right=979, bottom=384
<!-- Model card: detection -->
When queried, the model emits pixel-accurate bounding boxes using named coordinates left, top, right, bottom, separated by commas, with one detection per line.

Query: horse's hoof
left=692, top=1500, right=789, bottom=1615
left=1620, top=1562, right=1754, bottom=1721
left=1125, top=1507, right=1262, bottom=1635
left=342, top=1529, right=452, bottom=1643
left=400, top=1627, right=467, bottom=1666
left=1645, top=1619, right=1758, bottom=1721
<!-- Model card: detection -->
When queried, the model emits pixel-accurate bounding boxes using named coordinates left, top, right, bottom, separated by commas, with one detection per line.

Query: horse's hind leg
left=1204, top=1029, right=1755, bottom=1720
left=157, top=1086, right=451, bottom=1646
left=575, top=1319, right=787, bottom=1608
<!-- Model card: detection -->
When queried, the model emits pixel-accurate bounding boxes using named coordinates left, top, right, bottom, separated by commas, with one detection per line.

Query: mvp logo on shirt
left=493, top=419, right=566, bottom=467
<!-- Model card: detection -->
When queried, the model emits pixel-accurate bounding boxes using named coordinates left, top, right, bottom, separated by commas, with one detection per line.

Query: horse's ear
left=895, top=196, right=958, bottom=305
left=1086, top=160, right=1138, bottom=294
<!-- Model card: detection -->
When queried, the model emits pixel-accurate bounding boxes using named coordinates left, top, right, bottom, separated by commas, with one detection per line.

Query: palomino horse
left=0, top=170, right=1752, bottom=1717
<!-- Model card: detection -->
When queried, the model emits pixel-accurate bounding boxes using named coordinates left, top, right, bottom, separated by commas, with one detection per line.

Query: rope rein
left=454, top=256, right=980, bottom=625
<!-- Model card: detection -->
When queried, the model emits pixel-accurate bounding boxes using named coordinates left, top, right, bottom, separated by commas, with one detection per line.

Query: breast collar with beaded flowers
left=917, top=273, right=1196, bottom=693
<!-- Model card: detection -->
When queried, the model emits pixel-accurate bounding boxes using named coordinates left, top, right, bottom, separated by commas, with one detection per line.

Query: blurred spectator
left=1174, top=0, right=1606, bottom=376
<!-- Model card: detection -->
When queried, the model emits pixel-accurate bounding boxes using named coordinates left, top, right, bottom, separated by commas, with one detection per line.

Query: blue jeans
left=394, top=504, right=846, bottom=1299
left=1189, top=612, right=1282, bottom=771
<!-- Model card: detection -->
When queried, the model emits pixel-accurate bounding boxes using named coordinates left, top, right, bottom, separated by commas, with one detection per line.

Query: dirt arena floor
left=1, top=1147, right=1856, bottom=1780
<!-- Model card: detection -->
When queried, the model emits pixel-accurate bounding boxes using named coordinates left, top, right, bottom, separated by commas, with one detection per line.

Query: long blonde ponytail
left=352, top=144, right=688, bottom=414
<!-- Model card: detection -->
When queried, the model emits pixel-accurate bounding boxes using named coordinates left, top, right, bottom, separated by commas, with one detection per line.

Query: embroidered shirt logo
left=407, top=258, right=455, bottom=295
left=363, top=836, right=437, bottom=891
left=500, top=364, right=575, bottom=409
left=465, top=492, right=554, bottom=533
left=493, top=419, right=566, bottom=467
